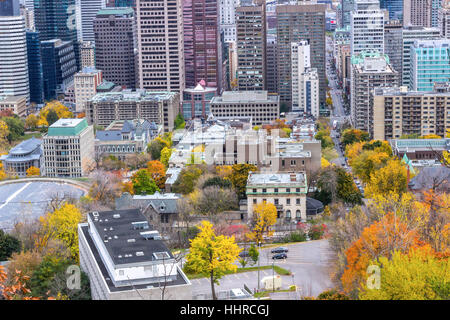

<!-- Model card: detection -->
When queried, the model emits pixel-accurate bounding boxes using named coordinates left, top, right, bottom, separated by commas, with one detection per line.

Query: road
left=190, top=239, right=334, bottom=299
left=0, top=181, right=86, bottom=230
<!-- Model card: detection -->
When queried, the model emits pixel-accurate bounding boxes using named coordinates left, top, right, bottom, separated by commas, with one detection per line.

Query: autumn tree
left=25, top=114, right=39, bottom=130
left=39, top=203, right=83, bottom=262
left=215, top=165, right=232, bottom=179
left=146, top=160, right=167, bottom=189
left=185, top=221, right=241, bottom=300
left=359, top=247, right=449, bottom=300
left=195, top=186, right=239, bottom=222
left=350, top=150, right=390, bottom=183
left=147, top=139, right=165, bottom=160
left=0, top=229, right=21, bottom=261
left=247, top=202, right=277, bottom=244
left=37, top=101, right=73, bottom=127
left=26, top=166, right=40, bottom=177
left=131, top=169, right=160, bottom=195
left=171, top=165, right=205, bottom=195
left=341, top=128, right=370, bottom=148
left=229, top=163, right=258, bottom=199
left=160, top=147, right=172, bottom=167
left=88, top=170, right=123, bottom=205
left=6, top=250, right=43, bottom=282
left=365, top=159, right=408, bottom=198
left=0, top=265, right=44, bottom=300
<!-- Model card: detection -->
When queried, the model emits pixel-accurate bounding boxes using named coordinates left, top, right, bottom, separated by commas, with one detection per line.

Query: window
left=253, top=199, right=257, bottom=204
left=296, top=210, right=301, bottom=218
left=253, top=188, right=257, bottom=193
left=274, top=188, right=278, bottom=193
left=286, top=210, right=291, bottom=218
left=274, top=198, right=279, bottom=205
left=296, top=198, right=300, bottom=205
left=262, top=188, right=267, bottom=193
left=286, top=198, right=291, bottom=205
left=286, top=188, right=290, bottom=193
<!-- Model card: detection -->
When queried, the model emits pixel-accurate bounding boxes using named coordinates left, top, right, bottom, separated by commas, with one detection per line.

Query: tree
left=0, top=265, right=44, bottom=300
left=247, top=202, right=277, bottom=244
left=315, top=129, right=334, bottom=149
left=350, top=150, right=390, bottom=183
left=171, top=165, right=205, bottom=195
left=131, top=169, right=160, bottom=195
left=174, top=113, right=185, bottom=129
left=215, top=165, right=232, bottom=179
left=25, top=114, right=39, bottom=130
left=88, top=170, right=123, bottom=205
left=229, top=164, right=257, bottom=199
left=1, top=116, right=25, bottom=142
left=160, top=147, right=172, bottom=167
left=202, top=176, right=232, bottom=189
left=146, top=160, right=167, bottom=189
left=359, top=247, right=449, bottom=300
left=148, top=139, right=165, bottom=160
left=37, top=101, right=73, bottom=127
left=0, top=229, right=21, bottom=261
left=26, top=166, right=40, bottom=177
left=195, top=186, right=239, bottom=222
left=39, top=203, right=83, bottom=262
left=365, top=159, right=408, bottom=198
left=421, top=134, right=441, bottom=139
left=6, top=250, right=43, bottom=282
left=185, top=221, right=241, bottom=300
left=46, top=109, right=59, bottom=127
left=341, top=128, right=370, bottom=148
left=248, top=244, right=259, bottom=265
left=321, top=157, right=331, bottom=168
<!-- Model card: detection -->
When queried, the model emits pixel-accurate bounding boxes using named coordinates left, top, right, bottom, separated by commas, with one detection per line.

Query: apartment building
left=210, top=91, right=279, bottom=126
left=43, top=118, right=95, bottom=178
left=0, top=95, right=27, bottom=117
left=266, top=34, right=278, bottom=94
left=246, top=172, right=308, bottom=222
left=80, top=41, right=95, bottom=68
left=372, top=85, right=450, bottom=140
left=86, top=90, right=180, bottom=132
left=403, top=0, right=432, bottom=27
left=350, top=51, right=400, bottom=134
left=384, top=20, right=403, bottom=74
left=74, top=67, right=103, bottom=113
left=136, top=0, right=185, bottom=92
left=220, top=0, right=239, bottom=42
left=439, top=4, right=450, bottom=39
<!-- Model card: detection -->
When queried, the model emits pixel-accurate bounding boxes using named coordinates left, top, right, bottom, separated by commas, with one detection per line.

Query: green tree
left=131, top=169, right=160, bottom=195
left=1, top=116, right=25, bottom=142
left=248, top=244, right=259, bottom=265
left=174, top=113, right=185, bottom=129
left=46, top=109, right=59, bottom=127
left=147, top=139, right=165, bottom=160
left=229, top=164, right=258, bottom=199
left=171, top=165, right=205, bottom=195
left=202, top=176, right=232, bottom=189
left=0, top=229, right=21, bottom=261
left=315, top=130, right=334, bottom=149
left=185, top=221, right=241, bottom=300
left=341, top=128, right=370, bottom=148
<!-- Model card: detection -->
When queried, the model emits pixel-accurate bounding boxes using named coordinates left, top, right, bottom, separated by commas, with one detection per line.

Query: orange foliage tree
left=146, top=160, right=166, bottom=189
left=0, top=266, right=49, bottom=300
left=26, top=166, right=40, bottom=177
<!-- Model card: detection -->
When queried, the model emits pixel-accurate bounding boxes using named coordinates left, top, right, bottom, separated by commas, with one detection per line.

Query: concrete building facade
left=74, top=67, right=103, bottom=113
left=0, top=95, right=27, bottom=116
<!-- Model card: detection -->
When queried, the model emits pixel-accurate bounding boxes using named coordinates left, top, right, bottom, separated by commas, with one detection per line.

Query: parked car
left=271, top=247, right=289, bottom=254
left=272, top=253, right=287, bottom=260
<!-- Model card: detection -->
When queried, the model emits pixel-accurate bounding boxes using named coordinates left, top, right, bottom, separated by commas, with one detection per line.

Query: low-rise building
left=181, top=80, right=217, bottom=119
left=246, top=172, right=308, bottom=223
left=210, top=91, right=279, bottom=126
left=0, top=137, right=42, bottom=177
left=78, top=209, right=192, bottom=300
left=95, top=119, right=160, bottom=161
left=0, top=95, right=27, bottom=117
left=390, top=138, right=450, bottom=166
left=43, top=118, right=95, bottom=177
left=86, top=90, right=179, bottom=133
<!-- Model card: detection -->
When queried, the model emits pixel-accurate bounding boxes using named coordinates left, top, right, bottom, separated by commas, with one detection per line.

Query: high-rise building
left=380, top=0, right=403, bottom=21
left=94, top=8, right=137, bottom=89
left=236, top=1, right=266, bottom=91
left=431, top=0, right=442, bottom=27
left=113, top=0, right=135, bottom=6
left=0, top=0, right=20, bottom=16
left=74, top=67, right=103, bottom=112
left=276, top=4, right=326, bottom=111
left=350, top=51, right=400, bottom=134
left=136, top=0, right=185, bottom=92
left=410, top=39, right=450, bottom=91
left=401, top=26, right=441, bottom=87
left=183, top=0, right=222, bottom=91
left=20, top=4, right=34, bottom=30
left=372, top=85, right=450, bottom=140
left=80, top=41, right=95, bottom=68
left=220, top=0, right=239, bottom=43
left=438, top=4, right=450, bottom=38
left=34, top=0, right=80, bottom=69
left=340, top=0, right=355, bottom=28
left=41, top=39, right=77, bottom=100
left=350, top=0, right=385, bottom=55
left=266, top=34, right=278, bottom=94
left=403, top=0, right=433, bottom=27
left=43, top=118, right=95, bottom=177
left=291, top=41, right=319, bottom=117
left=0, top=9, right=30, bottom=102
left=76, top=0, right=106, bottom=43
left=26, top=30, right=44, bottom=104
left=384, top=20, right=403, bottom=73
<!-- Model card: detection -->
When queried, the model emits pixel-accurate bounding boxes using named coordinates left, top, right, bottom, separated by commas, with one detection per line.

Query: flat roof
left=90, top=90, right=177, bottom=103
left=47, top=118, right=89, bottom=136
left=96, top=7, right=134, bottom=16
left=247, top=172, right=307, bottom=186
left=0, top=95, right=27, bottom=103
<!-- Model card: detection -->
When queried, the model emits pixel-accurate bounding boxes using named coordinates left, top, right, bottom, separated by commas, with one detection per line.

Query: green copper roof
left=96, top=8, right=134, bottom=16
left=351, top=51, right=390, bottom=65
left=47, top=119, right=89, bottom=136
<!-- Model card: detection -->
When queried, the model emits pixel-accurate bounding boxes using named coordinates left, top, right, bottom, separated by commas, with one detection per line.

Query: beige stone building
left=246, top=172, right=308, bottom=223
left=0, top=95, right=27, bottom=116
left=42, top=118, right=95, bottom=177
left=80, top=41, right=95, bottom=68
left=74, top=67, right=103, bottom=113
left=372, top=85, right=450, bottom=140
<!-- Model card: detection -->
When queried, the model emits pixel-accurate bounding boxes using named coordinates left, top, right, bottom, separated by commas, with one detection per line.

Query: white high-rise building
left=291, top=41, right=319, bottom=117
left=220, top=0, right=240, bottom=43
left=350, top=0, right=385, bottom=55
left=439, top=5, right=450, bottom=39
left=0, top=15, right=30, bottom=103
left=76, top=0, right=106, bottom=43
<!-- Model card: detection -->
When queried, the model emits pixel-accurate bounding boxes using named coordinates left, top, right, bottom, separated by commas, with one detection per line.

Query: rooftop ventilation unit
left=127, top=238, right=136, bottom=243
left=136, top=251, right=144, bottom=256
left=153, top=252, right=170, bottom=260
left=92, top=211, right=99, bottom=217
left=113, top=214, right=121, bottom=219
left=132, top=221, right=149, bottom=230
left=140, top=230, right=160, bottom=240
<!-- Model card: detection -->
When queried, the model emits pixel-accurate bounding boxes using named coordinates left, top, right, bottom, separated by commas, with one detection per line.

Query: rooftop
left=89, top=90, right=177, bottom=103
left=247, top=172, right=307, bottom=186
left=47, top=118, right=89, bottom=136
left=0, top=95, right=27, bottom=103
left=96, top=7, right=134, bottom=17
left=211, top=91, right=279, bottom=103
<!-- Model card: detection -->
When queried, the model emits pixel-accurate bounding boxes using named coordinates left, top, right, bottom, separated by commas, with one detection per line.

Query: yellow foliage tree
left=321, top=157, right=331, bottom=168
left=39, top=203, right=83, bottom=262
left=215, top=165, right=232, bottom=179
left=246, top=202, right=277, bottom=244
left=359, top=246, right=449, bottom=300
left=25, top=114, right=39, bottom=130
left=160, top=147, right=172, bottom=167
left=185, top=221, right=241, bottom=300
left=37, top=101, right=73, bottom=127
left=365, top=160, right=408, bottom=198
left=351, top=150, right=391, bottom=183
left=26, top=166, right=40, bottom=177
left=421, top=134, right=441, bottom=139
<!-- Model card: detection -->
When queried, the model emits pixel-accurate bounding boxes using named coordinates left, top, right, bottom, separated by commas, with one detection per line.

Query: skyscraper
left=94, top=8, right=137, bottom=89
left=438, top=4, right=450, bottom=38
left=183, top=0, right=222, bottom=91
left=266, top=34, right=278, bottom=94
left=26, top=30, right=44, bottom=104
left=276, top=4, right=326, bottom=111
left=236, top=1, right=266, bottom=91
left=403, top=0, right=433, bottom=27
left=350, top=0, right=385, bottom=55
left=384, top=20, right=403, bottom=74
left=76, top=0, right=106, bottom=43
left=0, top=0, right=20, bottom=16
left=34, top=0, right=80, bottom=69
left=0, top=3, right=30, bottom=102
left=220, top=0, right=239, bottom=43
left=136, top=0, right=185, bottom=92
left=340, top=0, right=355, bottom=28
left=379, top=0, right=403, bottom=21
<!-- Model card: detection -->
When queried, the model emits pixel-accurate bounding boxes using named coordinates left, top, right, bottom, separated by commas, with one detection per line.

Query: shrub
left=308, top=224, right=327, bottom=240
left=280, top=231, right=307, bottom=243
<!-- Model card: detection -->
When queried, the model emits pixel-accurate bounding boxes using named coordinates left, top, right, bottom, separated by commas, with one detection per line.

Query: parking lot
left=0, top=181, right=86, bottom=230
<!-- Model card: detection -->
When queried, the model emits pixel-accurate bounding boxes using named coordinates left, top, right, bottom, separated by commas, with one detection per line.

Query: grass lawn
left=253, top=286, right=297, bottom=298
left=185, top=265, right=291, bottom=280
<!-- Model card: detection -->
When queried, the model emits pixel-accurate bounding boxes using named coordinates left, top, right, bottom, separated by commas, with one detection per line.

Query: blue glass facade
left=380, top=0, right=403, bottom=21
left=26, top=31, right=44, bottom=104
left=114, top=0, right=135, bottom=6
left=0, top=0, right=20, bottom=16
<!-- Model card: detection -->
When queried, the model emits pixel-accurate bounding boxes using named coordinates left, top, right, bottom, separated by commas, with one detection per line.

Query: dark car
left=271, top=247, right=288, bottom=254
left=272, top=253, right=287, bottom=260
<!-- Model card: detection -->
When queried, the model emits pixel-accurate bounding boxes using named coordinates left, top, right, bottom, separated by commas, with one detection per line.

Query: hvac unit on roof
left=140, top=230, right=160, bottom=240
left=113, top=214, right=121, bottom=219
left=92, top=211, right=99, bottom=217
